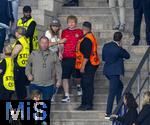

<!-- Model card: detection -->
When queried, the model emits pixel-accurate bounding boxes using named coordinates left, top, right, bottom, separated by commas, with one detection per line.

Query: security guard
left=75, top=22, right=100, bottom=110
left=12, top=27, right=30, bottom=100
left=17, top=5, right=39, bottom=52
left=0, top=45, right=15, bottom=100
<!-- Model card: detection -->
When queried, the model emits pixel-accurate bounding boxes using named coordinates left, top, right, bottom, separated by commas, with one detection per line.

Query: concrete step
left=19, top=0, right=38, bottom=9
left=18, top=7, right=45, bottom=26
left=51, top=111, right=107, bottom=119
left=53, top=94, right=108, bottom=103
left=59, top=14, right=146, bottom=31
left=50, top=119, right=112, bottom=125
left=79, top=0, right=132, bottom=7
left=95, top=71, right=149, bottom=81
left=62, top=7, right=134, bottom=15
left=51, top=103, right=109, bottom=111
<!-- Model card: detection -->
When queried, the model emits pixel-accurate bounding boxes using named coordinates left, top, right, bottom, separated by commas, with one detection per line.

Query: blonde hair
left=3, top=45, right=13, bottom=56
left=30, top=90, right=42, bottom=100
left=142, top=91, right=150, bottom=106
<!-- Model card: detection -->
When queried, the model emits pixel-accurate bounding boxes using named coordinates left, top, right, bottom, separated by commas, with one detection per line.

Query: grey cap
left=50, top=18, right=61, bottom=27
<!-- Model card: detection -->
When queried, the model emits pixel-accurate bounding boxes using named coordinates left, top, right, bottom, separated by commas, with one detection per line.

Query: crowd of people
left=0, top=0, right=150, bottom=125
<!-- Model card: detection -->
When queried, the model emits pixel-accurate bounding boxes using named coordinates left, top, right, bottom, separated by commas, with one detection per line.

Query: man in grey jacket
left=25, top=36, right=62, bottom=100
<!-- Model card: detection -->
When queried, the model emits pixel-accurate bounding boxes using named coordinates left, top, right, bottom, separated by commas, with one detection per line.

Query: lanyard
left=41, top=52, right=49, bottom=68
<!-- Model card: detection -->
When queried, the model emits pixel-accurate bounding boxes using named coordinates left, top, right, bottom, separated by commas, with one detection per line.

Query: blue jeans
left=0, top=28, right=6, bottom=53
left=29, top=84, right=56, bottom=100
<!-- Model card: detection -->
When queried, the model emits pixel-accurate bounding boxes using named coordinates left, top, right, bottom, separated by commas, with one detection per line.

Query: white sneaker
left=51, top=96, right=55, bottom=102
left=77, top=86, right=82, bottom=96
left=61, top=96, right=70, bottom=103
left=105, top=114, right=111, bottom=120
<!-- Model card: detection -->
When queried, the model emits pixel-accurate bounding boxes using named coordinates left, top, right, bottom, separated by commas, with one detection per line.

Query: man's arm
left=119, top=47, right=130, bottom=59
left=135, top=107, right=149, bottom=125
left=11, top=44, right=22, bottom=58
left=80, top=38, right=92, bottom=73
left=25, top=52, right=34, bottom=81
left=25, top=21, right=36, bottom=38
left=54, top=54, right=62, bottom=87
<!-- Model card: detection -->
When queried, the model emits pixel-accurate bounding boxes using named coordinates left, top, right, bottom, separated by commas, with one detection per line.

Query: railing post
left=147, top=54, right=150, bottom=91
left=137, top=72, right=141, bottom=111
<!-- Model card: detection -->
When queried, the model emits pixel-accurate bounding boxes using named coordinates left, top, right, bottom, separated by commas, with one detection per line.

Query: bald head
left=39, top=36, right=49, bottom=51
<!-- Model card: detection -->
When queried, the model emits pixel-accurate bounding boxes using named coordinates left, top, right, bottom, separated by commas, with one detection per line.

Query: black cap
left=23, top=5, right=32, bottom=13
left=83, top=21, right=92, bottom=29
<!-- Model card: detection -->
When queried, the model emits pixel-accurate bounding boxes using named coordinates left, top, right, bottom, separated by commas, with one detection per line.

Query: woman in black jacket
left=110, top=92, right=138, bottom=125
left=134, top=91, right=150, bottom=125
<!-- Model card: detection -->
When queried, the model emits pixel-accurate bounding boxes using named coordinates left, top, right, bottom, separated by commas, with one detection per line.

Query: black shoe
left=85, top=107, right=93, bottom=110
left=147, top=42, right=150, bottom=46
left=132, top=42, right=139, bottom=46
left=75, top=106, right=86, bottom=111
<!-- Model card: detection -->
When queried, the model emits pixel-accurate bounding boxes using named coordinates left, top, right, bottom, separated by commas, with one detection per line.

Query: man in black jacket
left=132, top=0, right=150, bottom=45
left=17, top=6, right=38, bottom=52
left=0, top=0, right=14, bottom=53
left=102, top=32, right=130, bottom=118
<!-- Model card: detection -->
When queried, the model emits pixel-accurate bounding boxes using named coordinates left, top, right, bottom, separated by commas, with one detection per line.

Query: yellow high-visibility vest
left=14, top=36, right=30, bottom=67
left=17, top=17, right=39, bottom=50
left=3, top=57, right=15, bottom=91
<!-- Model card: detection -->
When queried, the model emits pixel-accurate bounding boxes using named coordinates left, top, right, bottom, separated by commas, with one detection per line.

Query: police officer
left=17, top=5, right=39, bottom=52
left=132, top=0, right=150, bottom=45
left=75, top=22, right=100, bottom=110
left=12, top=27, right=30, bottom=99
left=0, top=45, right=15, bottom=100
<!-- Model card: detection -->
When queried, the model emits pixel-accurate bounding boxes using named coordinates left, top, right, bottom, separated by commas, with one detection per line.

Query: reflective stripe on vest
left=75, top=33, right=100, bottom=70
left=17, top=18, right=39, bottom=50
left=16, top=36, right=30, bottom=67
left=3, top=57, right=15, bottom=91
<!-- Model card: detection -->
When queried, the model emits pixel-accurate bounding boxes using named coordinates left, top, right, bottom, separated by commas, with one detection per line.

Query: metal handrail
left=113, top=47, right=150, bottom=114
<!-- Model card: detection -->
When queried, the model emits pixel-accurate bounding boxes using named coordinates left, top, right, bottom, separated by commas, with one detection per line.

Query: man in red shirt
left=61, top=15, right=83, bottom=102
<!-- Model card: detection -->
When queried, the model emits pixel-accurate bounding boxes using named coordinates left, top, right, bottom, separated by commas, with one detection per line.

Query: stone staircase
left=19, top=0, right=149, bottom=125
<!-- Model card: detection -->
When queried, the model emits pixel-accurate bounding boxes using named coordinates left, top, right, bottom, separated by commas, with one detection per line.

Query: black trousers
left=64, top=0, right=79, bottom=6
left=106, top=75, right=123, bottom=115
left=0, top=28, right=6, bottom=53
left=0, top=89, right=13, bottom=100
left=81, top=65, right=97, bottom=108
left=133, top=3, right=150, bottom=45
left=14, top=67, right=29, bottom=100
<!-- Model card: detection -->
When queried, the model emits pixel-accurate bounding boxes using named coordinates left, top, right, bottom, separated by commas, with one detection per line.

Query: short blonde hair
left=142, top=91, right=150, bottom=106
left=3, top=45, right=13, bottom=56
left=30, top=90, right=42, bottom=100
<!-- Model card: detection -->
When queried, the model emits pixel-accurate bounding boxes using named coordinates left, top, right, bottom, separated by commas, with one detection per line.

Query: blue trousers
left=29, top=84, right=56, bottom=100
left=106, top=75, right=123, bottom=115
left=0, top=28, right=6, bottom=53
left=133, top=3, right=150, bottom=45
